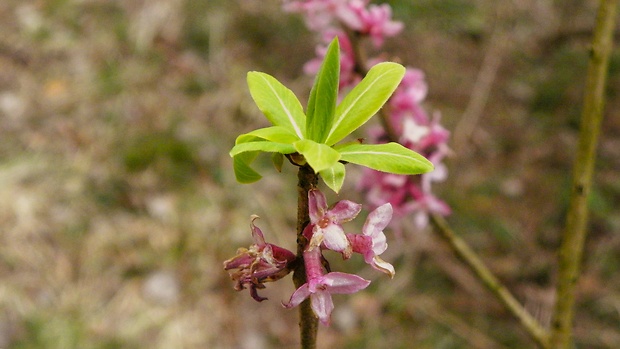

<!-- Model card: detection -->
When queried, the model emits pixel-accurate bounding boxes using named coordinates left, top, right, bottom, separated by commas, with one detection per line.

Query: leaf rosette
left=230, top=38, right=433, bottom=193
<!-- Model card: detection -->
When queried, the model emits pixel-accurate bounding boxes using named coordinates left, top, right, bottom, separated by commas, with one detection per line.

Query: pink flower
left=283, top=248, right=370, bottom=325
left=303, top=29, right=359, bottom=88
left=288, top=0, right=403, bottom=47
left=223, top=215, right=296, bottom=301
left=347, top=203, right=395, bottom=277
left=403, top=179, right=451, bottom=229
left=306, top=188, right=362, bottom=258
left=336, top=1, right=403, bottom=46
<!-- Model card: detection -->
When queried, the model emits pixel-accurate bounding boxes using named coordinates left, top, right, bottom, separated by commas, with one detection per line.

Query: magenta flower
left=284, top=0, right=402, bottom=47
left=335, top=1, right=403, bottom=46
left=284, top=248, right=370, bottom=325
left=306, top=188, right=362, bottom=258
left=347, top=203, right=395, bottom=277
left=223, top=215, right=296, bottom=302
left=303, top=29, right=359, bottom=88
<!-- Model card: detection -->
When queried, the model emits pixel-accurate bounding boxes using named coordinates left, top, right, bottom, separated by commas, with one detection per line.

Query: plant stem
left=431, top=214, right=550, bottom=348
left=293, top=165, right=319, bottom=349
left=549, top=0, right=618, bottom=347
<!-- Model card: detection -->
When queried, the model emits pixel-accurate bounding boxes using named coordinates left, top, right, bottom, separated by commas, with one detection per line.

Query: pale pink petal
left=328, top=200, right=362, bottom=223
left=371, top=230, right=387, bottom=256
left=414, top=210, right=429, bottom=229
left=283, top=283, right=311, bottom=309
left=250, top=215, right=266, bottom=246
left=322, top=272, right=371, bottom=294
left=335, top=5, right=363, bottom=30
left=310, top=290, right=334, bottom=325
left=322, top=224, right=350, bottom=255
left=308, top=189, right=328, bottom=223
left=363, top=203, right=392, bottom=238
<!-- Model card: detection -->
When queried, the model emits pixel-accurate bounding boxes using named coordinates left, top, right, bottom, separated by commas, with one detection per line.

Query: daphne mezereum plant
left=223, top=38, right=433, bottom=347
left=284, top=0, right=452, bottom=233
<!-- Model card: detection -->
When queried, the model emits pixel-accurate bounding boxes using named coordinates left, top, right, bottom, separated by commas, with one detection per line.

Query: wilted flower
left=283, top=248, right=370, bottom=325
left=223, top=215, right=296, bottom=301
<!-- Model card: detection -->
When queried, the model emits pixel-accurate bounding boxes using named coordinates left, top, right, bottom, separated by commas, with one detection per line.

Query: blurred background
left=1, top=0, right=619, bottom=348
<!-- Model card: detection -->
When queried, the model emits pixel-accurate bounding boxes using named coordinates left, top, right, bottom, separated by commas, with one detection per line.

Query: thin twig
left=410, top=296, right=508, bottom=349
left=431, top=214, right=551, bottom=348
left=549, top=0, right=618, bottom=347
left=452, top=28, right=508, bottom=151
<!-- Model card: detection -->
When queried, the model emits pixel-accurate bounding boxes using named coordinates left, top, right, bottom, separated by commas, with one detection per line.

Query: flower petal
left=310, top=290, right=334, bottom=326
left=283, top=283, right=311, bottom=309
left=371, top=230, right=387, bottom=256
left=250, top=215, right=266, bottom=246
left=363, top=203, right=393, bottom=238
left=322, top=224, right=351, bottom=257
left=322, top=272, right=370, bottom=294
left=328, top=200, right=362, bottom=223
left=308, top=189, right=328, bottom=223
left=371, top=256, right=395, bottom=278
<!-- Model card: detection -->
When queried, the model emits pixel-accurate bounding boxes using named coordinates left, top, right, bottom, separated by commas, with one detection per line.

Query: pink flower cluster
left=285, top=0, right=403, bottom=87
left=284, top=0, right=451, bottom=231
left=224, top=189, right=395, bottom=325
left=360, top=70, right=451, bottom=230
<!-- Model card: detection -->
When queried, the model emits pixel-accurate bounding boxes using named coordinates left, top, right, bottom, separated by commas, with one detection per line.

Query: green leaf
left=230, top=140, right=296, bottom=157
left=294, top=139, right=341, bottom=173
left=325, top=62, right=406, bottom=145
left=247, top=72, right=306, bottom=139
left=236, top=126, right=300, bottom=144
left=319, top=162, right=346, bottom=193
left=272, top=152, right=284, bottom=172
left=306, top=38, right=340, bottom=143
left=233, top=152, right=262, bottom=183
left=337, top=142, right=434, bottom=174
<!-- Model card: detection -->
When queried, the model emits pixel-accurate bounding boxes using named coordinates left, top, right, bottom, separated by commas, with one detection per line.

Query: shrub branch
left=549, top=0, right=618, bottom=347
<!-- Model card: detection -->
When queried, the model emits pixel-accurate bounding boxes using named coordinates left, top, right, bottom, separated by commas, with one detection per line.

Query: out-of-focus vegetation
left=0, top=0, right=618, bottom=348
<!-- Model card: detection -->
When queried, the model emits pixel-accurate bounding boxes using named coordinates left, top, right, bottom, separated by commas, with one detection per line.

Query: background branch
left=549, top=0, right=618, bottom=347
left=431, top=214, right=551, bottom=348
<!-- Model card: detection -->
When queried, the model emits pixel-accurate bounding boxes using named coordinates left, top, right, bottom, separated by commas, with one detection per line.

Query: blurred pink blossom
left=303, top=30, right=359, bottom=88
left=284, top=0, right=403, bottom=46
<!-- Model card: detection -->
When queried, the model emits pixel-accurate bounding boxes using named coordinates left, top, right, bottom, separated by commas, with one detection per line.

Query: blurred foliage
left=123, top=132, right=199, bottom=186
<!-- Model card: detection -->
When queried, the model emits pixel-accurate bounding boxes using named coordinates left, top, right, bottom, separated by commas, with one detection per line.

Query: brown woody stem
left=293, top=165, right=319, bottom=349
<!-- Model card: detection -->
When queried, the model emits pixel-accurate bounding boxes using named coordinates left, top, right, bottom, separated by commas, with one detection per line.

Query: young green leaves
left=230, top=38, right=434, bottom=193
